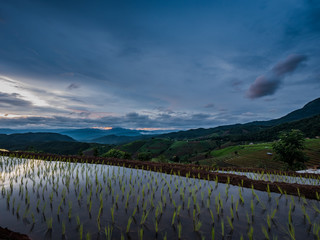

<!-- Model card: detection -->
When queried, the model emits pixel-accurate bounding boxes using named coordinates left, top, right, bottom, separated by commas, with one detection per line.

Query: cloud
left=246, top=75, right=281, bottom=99
left=0, top=111, right=224, bottom=129
left=67, top=83, right=80, bottom=90
left=246, top=54, right=307, bottom=99
left=272, top=54, right=307, bottom=76
left=0, top=92, right=33, bottom=108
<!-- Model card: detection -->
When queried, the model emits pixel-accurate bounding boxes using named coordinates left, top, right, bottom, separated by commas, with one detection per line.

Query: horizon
left=0, top=1, right=319, bottom=129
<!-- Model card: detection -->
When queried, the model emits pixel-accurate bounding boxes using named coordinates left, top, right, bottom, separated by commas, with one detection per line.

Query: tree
left=272, top=129, right=308, bottom=170
left=102, top=149, right=131, bottom=159
left=137, top=152, right=152, bottom=161
left=93, top=147, right=99, bottom=157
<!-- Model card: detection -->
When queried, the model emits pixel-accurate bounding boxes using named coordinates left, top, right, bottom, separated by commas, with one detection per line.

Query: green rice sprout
left=209, top=209, right=214, bottom=224
left=171, top=210, right=176, bottom=226
left=138, top=228, right=143, bottom=240
left=155, top=221, right=159, bottom=235
left=288, top=203, right=292, bottom=224
left=62, top=221, right=66, bottom=236
left=312, top=203, right=320, bottom=214
left=305, top=212, right=311, bottom=225
left=227, top=216, right=233, bottom=231
left=262, top=226, right=269, bottom=239
left=211, top=226, right=215, bottom=240
left=110, top=205, right=115, bottom=223
left=126, top=217, right=133, bottom=233
left=46, top=217, right=53, bottom=230
left=76, top=215, right=81, bottom=227
left=221, top=220, right=224, bottom=238
left=230, top=206, right=234, bottom=220
left=239, top=189, right=244, bottom=204
left=271, top=208, right=277, bottom=220
left=163, top=232, right=167, bottom=240
left=178, top=222, right=182, bottom=239
left=248, top=226, right=253, bottom=240
left=288, top=222, right=295, bottom=240
left=267, top=214, right=271, bottom=231
left=79, top=224, right=83, bottom=240
left=31, top=212, right=35, bottom=224
left=250, top=200, right=254, bottom=215
left=194, top=220, right=202, bottom=232
left=312, top=223, right=320, bottom=239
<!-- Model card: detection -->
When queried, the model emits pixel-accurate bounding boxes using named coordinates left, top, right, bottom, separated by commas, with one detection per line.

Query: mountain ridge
left=158, top=97, right=320, bottom=140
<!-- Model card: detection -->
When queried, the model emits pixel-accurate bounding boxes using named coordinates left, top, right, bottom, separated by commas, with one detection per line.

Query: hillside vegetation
left=203, top=139, right=320, bottom=169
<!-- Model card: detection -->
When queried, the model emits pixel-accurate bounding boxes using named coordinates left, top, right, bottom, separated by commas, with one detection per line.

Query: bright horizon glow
left=91, top=127, right=113, bottom=130
left=0, top=113, right=34, bottom=118
left=133, top=127, right=177, bottom=131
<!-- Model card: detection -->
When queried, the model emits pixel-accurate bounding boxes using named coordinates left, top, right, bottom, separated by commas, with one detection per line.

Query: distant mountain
left=0, top=132, right=115, bottom=155
left=159, top=97, right=320, bottom=140
left=0, top=132, right=75, bottom=143
left=61, top=127, right=142, bottom=142
left=0, top=127, right=174, bottom=143
left=0, top=132, right=76, bottom=151
left=91, top=134, right=151, bottom=145
left=0, top=128, right=69, bottom=134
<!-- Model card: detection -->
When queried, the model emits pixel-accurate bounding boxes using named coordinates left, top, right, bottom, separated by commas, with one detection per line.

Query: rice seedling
left=46, top=217, right=53, bottom=231
left=221, top=219, right=224, bottom=238
left=0, top=154, right=319, bottom=240
left=178, top=222, right=182, bottom=239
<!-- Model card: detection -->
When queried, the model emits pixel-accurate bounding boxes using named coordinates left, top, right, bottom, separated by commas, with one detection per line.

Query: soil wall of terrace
left=1, top=150, right=319, bottom=200
left=0, top=227, right=31, bottom=240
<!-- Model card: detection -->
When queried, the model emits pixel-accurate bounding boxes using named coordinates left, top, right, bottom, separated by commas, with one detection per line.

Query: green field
left=202, top=139, right=320, bottom=169
left=116, top=138, right=320, bottom=169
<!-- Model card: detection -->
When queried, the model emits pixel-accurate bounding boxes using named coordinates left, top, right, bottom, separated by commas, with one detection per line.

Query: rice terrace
left=1, top=0, right=320, bottom=239
left=0, top=151, right=319, bottom=240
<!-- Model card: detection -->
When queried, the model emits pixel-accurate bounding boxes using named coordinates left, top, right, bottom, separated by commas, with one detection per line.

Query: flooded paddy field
left=0, top=156, right=320, bottom=240
left=216, top=170, right=320, bottom=186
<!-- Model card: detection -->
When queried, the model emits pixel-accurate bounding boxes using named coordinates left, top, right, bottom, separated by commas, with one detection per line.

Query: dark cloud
left=0, top=111, right=223, bottom=129
left=246, top=75, right=281, bottom=99
left=0, top=92, right=32, bottom=108
left=67, top=83, right=80, bottom=90
left=246, top=54, right=307, bottom=99
left=272, top=54, right=307, bottom=76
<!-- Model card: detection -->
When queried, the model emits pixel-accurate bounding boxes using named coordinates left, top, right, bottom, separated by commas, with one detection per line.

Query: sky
left=0, top=0, right=319, bottom=130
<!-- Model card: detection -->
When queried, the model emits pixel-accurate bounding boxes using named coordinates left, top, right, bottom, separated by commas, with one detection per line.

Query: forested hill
left=0, top=132, right=75, bottom=143
left=159, top=97, right=320, bottom=140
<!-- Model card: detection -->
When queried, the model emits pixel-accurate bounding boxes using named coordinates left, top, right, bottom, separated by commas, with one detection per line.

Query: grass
left=205, top=138, right=320, bottom=169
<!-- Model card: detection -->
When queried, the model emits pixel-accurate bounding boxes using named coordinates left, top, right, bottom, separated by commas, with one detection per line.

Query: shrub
left=102, top=149, right=131, bottom=159
left=137, top=152, right=152, bottom=161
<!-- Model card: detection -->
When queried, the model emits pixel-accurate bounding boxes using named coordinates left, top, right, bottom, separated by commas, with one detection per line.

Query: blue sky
left=0, top=0, right=319, bottom=129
